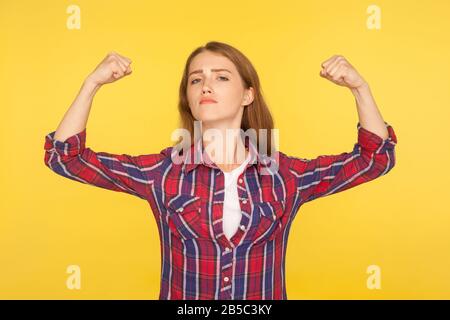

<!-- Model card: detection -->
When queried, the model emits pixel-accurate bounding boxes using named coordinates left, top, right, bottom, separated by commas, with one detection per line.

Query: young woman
left=44, top=41, right=397, bottom=300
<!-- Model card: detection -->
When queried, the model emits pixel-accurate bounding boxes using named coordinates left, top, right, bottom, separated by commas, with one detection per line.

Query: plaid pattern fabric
left=44, top=122, right=397, bottom=299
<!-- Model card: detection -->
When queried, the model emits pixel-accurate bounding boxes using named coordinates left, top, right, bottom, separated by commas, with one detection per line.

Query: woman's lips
left=200, top=100, right=217, bottom=104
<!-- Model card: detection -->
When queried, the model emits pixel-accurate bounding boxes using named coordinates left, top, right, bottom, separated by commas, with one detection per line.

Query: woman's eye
left=190, top=76, right=229, bottom=84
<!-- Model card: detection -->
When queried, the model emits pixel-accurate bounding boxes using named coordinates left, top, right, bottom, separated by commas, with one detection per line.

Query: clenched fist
left=320, top=55, right=366, bottom=89
left=87, top=51, right=132, bottom=86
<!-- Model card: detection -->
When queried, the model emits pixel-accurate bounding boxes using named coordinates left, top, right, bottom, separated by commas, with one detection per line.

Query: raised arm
left=289, top=55, right=398, bottom=204
left=53, top=51, right=132, bottom=142
left=44, top=52, right=165, bottom=200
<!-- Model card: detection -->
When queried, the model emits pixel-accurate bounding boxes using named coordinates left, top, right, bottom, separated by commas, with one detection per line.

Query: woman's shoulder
left=136, top=146, right=174, bottom=167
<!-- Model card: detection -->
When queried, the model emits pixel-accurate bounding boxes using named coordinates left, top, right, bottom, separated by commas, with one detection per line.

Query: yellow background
left=1, top=0, right=449, bottom=299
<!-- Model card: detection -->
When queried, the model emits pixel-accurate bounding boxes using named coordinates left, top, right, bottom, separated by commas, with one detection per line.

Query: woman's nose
left=201, top=78, right=213, bottom=93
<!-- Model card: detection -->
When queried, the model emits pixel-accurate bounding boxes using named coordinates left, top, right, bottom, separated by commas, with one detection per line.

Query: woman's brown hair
left=175, top=41, right=276, bottom=157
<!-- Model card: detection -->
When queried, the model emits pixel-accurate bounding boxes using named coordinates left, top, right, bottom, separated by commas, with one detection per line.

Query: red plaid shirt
left=44, top=122, right=397, bottom=299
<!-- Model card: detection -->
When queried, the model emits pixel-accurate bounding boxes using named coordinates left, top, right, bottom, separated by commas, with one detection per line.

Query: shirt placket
left=212, top=169, right=252, bottom=299
left=219, top=245, right=233, bottom=299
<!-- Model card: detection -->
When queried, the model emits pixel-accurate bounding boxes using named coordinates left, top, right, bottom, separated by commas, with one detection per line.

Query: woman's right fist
left=87, top=51, right=132, bottom=86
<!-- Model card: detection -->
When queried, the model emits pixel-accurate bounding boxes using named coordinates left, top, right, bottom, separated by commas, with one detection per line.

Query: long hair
left=175, top=41, right=276, bottom=157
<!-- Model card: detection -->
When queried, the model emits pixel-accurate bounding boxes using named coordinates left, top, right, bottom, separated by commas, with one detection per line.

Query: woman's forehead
left=189, top=53, right=235, bottom=72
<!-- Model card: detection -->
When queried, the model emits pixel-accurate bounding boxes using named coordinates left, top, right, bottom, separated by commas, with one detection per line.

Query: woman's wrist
left=350, top=81, right=370, bottom=97
left=83, top=75, right=102, bottom=95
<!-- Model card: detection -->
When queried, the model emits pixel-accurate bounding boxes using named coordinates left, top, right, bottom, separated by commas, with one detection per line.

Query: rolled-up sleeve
left=44, top=128, right=165, bottom=200
left=288, top=121, right=397, bottom=204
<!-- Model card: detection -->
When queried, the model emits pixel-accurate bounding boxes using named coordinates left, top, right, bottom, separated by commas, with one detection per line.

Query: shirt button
left=178, top=208, right=184, bottom=212
left=240, top=225, right=246, bottom=231
left=242, top=199, right=247, bottom=204
left=238, top=178, right=243, bottom=184
left=224, top=276, right=229, bottom=282
left=198, top=207, right=201, bottom=213
left=225, top=247, right=231, bottom=253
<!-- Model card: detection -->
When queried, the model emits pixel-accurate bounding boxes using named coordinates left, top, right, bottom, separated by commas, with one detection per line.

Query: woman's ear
left=243, top=87, right=254, bottom=106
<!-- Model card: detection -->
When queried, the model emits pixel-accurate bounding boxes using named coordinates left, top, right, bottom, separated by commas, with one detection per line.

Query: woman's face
left=186, top=51, right=253, bottom=126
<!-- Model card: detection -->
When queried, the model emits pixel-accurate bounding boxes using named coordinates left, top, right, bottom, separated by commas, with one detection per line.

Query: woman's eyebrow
left=188, top=68, right=232, bottom=77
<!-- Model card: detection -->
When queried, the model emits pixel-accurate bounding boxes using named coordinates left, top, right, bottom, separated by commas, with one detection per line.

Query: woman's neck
left=201, top=123, right=249, bottom=172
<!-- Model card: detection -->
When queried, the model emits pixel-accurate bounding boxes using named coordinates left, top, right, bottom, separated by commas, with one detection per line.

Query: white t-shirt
left=222, top=152, right=252, bottom=241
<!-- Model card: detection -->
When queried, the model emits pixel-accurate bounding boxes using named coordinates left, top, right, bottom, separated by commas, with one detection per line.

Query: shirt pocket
left=164, top=194, right=203, bottom=241
left=251, top=200, right=286, bottom=244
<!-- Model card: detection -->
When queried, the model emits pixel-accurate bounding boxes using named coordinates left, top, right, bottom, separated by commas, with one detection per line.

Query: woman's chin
left=195, top=114, right=225, bottom=124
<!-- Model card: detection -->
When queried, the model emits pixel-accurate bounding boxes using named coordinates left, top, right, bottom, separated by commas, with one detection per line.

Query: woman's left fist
left=320, top=55, right=367, bottom=89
